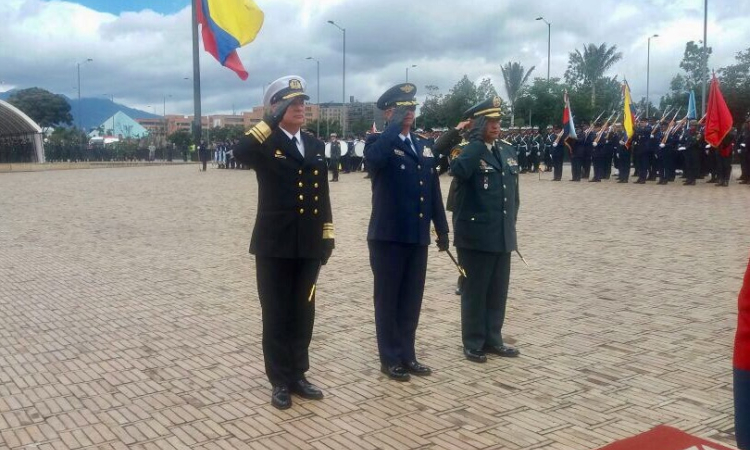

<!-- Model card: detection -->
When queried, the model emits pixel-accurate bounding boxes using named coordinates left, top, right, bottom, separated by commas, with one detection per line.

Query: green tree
left=719, top=47, right=750, bottom=125
left=168, top=130, right=193, bottom=149
left=417, top=85, right=446, bottom=130
left=443, top=75, right=479, bottom=126
left=513, top=77, right=568, bottom=129
left=7, top=87, right=73, bottom=129
left=660, top=41, right=713, bottom=116
left=501, top=62, right=535, bottom=127
left=565, top=43, right=623, bottom=108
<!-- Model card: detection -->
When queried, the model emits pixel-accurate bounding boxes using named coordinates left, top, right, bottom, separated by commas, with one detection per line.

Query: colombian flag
left=622, top=81, right=636, bottom=147
left=196, top=0, right=264, bottom=80
left=736, top=254, right=750, bottom=449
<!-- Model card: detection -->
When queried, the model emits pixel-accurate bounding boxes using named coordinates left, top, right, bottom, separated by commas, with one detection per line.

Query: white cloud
left=1, top=0, right=748, bottom=117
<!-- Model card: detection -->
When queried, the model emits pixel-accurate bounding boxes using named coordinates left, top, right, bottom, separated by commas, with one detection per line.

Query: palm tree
left=565, top=43, right=623, bottom=108
left=501, top=62, right=535, bottom=127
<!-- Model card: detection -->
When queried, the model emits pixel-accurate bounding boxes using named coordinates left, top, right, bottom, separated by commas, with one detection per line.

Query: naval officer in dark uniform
left=231, top=76, right=334, bottom=410
left=450, top=97, right=521, bottom=363
left=364, top=83, right=449, bottom=381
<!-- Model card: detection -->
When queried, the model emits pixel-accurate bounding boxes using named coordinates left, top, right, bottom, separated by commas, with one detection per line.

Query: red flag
left=704, top=75, right=733, bottom=148
left=735, top=253, right=750, bottom=448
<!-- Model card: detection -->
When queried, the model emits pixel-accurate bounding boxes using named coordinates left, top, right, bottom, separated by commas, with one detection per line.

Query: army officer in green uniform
left=450, top=97, right=521, bottom=363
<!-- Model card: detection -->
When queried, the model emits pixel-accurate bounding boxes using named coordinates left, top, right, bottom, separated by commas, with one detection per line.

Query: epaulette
left=500, top=139, right=512, bottom=146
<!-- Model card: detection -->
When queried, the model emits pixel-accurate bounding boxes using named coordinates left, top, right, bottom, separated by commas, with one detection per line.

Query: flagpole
left=191, top=0, right=203, bottom=146
left=701, top=0, right=707, bottom=117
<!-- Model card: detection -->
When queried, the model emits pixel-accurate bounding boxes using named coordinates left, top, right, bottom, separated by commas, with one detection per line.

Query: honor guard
left=450, top=97, right=521, bottom=363
left=231, top=76, right=334, bottom=410
left=364, top=83, right=450, bottom=381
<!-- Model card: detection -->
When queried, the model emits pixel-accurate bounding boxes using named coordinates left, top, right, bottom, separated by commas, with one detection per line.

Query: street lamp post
left=535, top=17, right=551, bottom=83
left=406, top=64, right=417, bottom=82
left=76, top=58, right=93, bottom=160
left=306, top=57, right=321, bottom=138
left=701, top=0, right=708, bottom=116
left=646, top=34, right=659, bottom=118
left=328, top=20, right=346, bottom=138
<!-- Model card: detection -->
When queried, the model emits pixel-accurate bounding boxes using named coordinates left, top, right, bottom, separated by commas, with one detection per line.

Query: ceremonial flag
left=622, top=81, right=636, bottom=145
left=687, top=90, right=697, bottom=120
left=704, top=74, right=733, bottom=148
left=196, top=0, right=264, bottom=80
left=561, top=90, right=577, bottom=141
left=735, top=254, right=750, bottom=450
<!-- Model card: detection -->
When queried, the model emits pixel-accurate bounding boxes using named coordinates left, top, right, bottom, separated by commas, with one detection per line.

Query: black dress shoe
left=271, top=386, right=291, bottom=410
left=589, top=179, right=601, bottom=182
left=483, top=344, right=520, bottom=357
left=635, top=180, right=646, bottom=184
left=463, top=348, right=487, bottom=363
left=380, top=364, right=410, bottom=381
left=404, top=360, right=432, bottom=376
left=657, top=180, right=668, bottom=185
left=289, top=378, right=324, bottom=400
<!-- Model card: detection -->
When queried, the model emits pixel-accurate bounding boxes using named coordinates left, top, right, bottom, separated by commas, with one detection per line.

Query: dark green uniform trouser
left=456, top=248, right=511, bottom=350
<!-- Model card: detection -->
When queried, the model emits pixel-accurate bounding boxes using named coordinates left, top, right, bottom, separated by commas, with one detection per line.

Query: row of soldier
left=502, top=118, right=750, bottom=186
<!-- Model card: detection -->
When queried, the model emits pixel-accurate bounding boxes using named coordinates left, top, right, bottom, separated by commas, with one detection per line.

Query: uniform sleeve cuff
left=322, top=223, right=335, bottom=239
left=246, top=121, right=272, bottom=143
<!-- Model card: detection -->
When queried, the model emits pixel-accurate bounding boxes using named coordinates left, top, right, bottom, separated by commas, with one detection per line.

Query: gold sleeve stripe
left=247, top=128, right=262, bottom=141
left=255, top=121, right=272, bottom=140
left=322, top=229, right=335, bottom=239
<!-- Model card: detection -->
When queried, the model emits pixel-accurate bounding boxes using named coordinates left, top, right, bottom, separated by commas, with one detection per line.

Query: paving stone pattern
left=0, top=165, right=749, bottom=449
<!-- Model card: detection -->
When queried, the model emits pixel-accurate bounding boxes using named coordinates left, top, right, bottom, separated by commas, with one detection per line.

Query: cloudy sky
left=1, top=0, right=748, bottom=118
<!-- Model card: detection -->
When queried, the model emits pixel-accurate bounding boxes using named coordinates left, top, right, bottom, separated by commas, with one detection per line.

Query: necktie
left=291, top=136, right=303, bottom=157
left=404, top=137, right=416, bottom=155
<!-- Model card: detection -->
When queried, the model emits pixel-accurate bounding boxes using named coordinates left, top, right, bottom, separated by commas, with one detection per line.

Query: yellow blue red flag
left=196, top=0, right=264, bottom=80
left=622, top=81, right=636, bottom=146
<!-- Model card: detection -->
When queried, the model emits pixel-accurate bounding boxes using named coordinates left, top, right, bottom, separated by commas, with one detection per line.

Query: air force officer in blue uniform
left=364, top=83, right=449, bottom=382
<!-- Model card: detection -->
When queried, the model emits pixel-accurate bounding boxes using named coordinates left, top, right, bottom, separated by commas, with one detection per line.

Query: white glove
left=226, top=149, right=234, bottom=158
left=659, top=143, right=665, bottom=148
left=705, top=144, right=711, bottom=149
left=650, top=135, right=655, bottom=139
left=678, top=146, right=686, bottom=151
left=552, top=143, right=557, bottom=148
left=619, top=141, right=626, bottom=146
left=742, top=143, right=747, bottom=148
left=592, top=142, right=598, bottom=147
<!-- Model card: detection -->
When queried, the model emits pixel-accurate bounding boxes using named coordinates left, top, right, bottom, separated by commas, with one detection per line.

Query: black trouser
left=717, top=153, right=732, bottom=182
left=256, top=256, right=318, bottom=386
left=330, top=158, right=340, bottom=181
left=741, top=149, right=750, bottom=181
left=684, top=147, right=700, bottom=182
left=201, top=160, right=207, bottom=171
left=582, top=150, right=592, bottom=179
left=552, top=149, right=564, bottom=180
left=592, top=156, right=605, bottom=180
left=617, top=149, right=630, bottom=181
left=571, top=157, right=583, bottom=180
left=457, top=249, right=511, bottom=351
left=369, top=241, right=427, bottom=366
left=636, top=152, right=650, bottom=181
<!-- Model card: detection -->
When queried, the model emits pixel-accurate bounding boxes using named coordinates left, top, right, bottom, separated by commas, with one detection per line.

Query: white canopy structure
left=0, top=99, right=45, bottom=163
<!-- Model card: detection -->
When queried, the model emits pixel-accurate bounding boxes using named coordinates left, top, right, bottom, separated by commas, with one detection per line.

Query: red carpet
left=597, top=425, right=736, bottom=450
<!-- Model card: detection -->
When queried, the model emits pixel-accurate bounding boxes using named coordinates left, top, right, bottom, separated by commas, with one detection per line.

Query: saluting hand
left=455, top=120, right=471, bottom=131
left=387, top=106, right=411, bottom=131
left=263, top=98, right=295, bottom=130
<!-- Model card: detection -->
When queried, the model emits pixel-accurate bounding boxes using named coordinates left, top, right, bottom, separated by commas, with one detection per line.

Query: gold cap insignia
left=289, top=79, right=302, bottom=90
left=493, top=97, right=502, bottom=107
left=400, top=84, right=415, bottom=93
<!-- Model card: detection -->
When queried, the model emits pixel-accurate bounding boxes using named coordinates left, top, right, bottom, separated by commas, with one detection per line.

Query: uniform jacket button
left=299, top=208, right=305, bottom=214
left=314, top=196, right=319, bottom=201
left=314, top=182, right=319, bottom=188
left=298, top=169, right=303, bottom=175
left=298, top=182, right=303, bottom=187
left=417, top=165, right=421, bottom=170
left=314, top=209, right=318, bottom=215
left=419, top=213, right=424, bottom=218
left=299, top=195, right=304, bottom=201
left=314, top=170, right=319, bottom=175
left=419, top=181, right=424, bottom=186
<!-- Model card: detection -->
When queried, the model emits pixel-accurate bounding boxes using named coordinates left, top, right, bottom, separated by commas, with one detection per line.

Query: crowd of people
left=0, top=134, right=38, bottom=163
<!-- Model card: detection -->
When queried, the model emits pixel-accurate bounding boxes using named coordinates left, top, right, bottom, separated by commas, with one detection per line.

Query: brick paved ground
left=1, top=165, right=749, bottom=450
